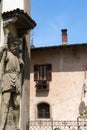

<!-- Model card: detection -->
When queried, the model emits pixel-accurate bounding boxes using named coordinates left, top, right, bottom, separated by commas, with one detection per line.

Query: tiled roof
left=2, top=8, right=36, bottom=37
left=31, top=43, right=87, bottom=50
left=2, top=8, right=36, bottom=28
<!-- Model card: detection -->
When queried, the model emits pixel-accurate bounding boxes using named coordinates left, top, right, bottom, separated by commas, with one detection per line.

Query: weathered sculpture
left=0, top=34, right=24, bottom=130
left=0, top=8, right=36, bottom=130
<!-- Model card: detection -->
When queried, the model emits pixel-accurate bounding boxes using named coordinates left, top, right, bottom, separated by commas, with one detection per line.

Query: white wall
left=0, top=0, right=24, bottom=45
left=30, top=46, right=87, bottom=121
left=2, top=0, right=23, bottom=12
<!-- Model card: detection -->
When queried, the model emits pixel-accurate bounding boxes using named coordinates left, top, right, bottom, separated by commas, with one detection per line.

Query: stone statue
left=0, top=34, right=24, bottom=130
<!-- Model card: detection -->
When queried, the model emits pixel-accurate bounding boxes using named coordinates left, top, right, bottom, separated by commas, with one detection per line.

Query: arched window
left=37, top=103, right=50, bottom=119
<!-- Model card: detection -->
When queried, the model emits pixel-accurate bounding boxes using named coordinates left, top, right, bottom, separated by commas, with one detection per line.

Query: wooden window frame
left=34, top=64, right=52, bottom=81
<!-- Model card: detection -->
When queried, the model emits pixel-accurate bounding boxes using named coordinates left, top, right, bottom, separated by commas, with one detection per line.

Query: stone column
left=21, top=1, right=31, bottom=130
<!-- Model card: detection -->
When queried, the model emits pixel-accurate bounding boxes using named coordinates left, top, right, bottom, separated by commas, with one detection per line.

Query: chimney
left=61, top=29, right=68, bottom=45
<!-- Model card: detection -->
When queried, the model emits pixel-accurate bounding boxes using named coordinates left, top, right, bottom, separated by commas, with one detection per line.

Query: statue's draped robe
left=2, top=51, right=21, bottom=93
left=1, top=51, right=23, bottom=129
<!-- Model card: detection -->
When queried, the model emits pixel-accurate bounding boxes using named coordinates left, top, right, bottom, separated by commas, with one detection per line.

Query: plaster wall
left=30, top=45, right=87, bottom=121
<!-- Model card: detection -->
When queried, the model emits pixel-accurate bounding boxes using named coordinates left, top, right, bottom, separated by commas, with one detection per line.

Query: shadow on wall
left=36, top=90, right=49, bottom=97
left=79, top=101, right=85, bottom=115
left=21, top=37, right=30, bottom=130
left=31, top=44, right=87, bottom=73
left=23, top=38, right=30, bottom=80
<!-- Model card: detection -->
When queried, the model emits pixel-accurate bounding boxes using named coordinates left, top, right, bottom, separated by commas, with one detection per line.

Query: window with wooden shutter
left=34, top=64, right=52, bottom=81
left=47, top=64, right=52, bottom=81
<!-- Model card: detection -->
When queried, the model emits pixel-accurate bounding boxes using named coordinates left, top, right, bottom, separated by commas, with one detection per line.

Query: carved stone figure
left=0, top=34, right=24, bottom=130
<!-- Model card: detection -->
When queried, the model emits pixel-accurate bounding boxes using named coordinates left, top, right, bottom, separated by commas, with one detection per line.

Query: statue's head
left=7, top=33, right=21, bottom=55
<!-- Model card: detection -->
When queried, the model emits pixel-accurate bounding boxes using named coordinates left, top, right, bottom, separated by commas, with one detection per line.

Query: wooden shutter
left=47, top=64, right=52, bottom=81
left=34, top=65, right=39, bottom=81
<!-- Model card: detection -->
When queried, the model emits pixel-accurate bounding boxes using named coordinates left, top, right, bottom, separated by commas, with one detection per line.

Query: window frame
left=34, top=64, right=52, bottom=81
left=37, top=103, right=50, bottom=119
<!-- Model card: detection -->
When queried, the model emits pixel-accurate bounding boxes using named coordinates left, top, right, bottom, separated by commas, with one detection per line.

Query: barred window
left=37, top=103, right=50, bottom=119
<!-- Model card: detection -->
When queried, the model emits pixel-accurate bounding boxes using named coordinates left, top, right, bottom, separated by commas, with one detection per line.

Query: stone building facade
left=30, top=43, right=87, bottom=121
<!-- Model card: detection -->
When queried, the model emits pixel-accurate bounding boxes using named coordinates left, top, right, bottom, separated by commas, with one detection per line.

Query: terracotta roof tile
left=2, top=8, right=36, bottom=27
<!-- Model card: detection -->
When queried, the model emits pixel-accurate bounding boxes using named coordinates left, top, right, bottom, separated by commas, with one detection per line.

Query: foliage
left=54, top=128, right=61, bottom=130
left=79, top=106, right=87, bottom=118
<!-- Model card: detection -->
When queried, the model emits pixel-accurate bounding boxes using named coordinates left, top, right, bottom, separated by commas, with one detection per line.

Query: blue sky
left=31, top=0, right=87, bottom=47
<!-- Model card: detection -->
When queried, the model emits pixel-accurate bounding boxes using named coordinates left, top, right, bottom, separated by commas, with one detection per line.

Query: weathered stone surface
left=0, top=34, right=24, bottom=130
